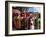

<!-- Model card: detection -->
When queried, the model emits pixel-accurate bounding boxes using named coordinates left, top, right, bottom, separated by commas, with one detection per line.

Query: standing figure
left=12, top=9, right=21, bottom=30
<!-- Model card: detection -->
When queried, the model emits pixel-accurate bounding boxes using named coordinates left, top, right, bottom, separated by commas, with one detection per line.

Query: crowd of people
left=12, top=7, right=40, bottom=30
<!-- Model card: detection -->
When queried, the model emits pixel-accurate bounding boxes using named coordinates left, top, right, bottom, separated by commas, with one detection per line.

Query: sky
left=27, top=7, right=41, bottom=13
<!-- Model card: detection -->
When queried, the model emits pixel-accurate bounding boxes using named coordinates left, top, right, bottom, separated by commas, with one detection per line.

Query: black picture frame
left=5, top=1, right=45, bottom=36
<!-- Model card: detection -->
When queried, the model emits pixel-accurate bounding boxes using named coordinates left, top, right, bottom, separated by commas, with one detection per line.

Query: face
left=12, top=9, right=21, bottom=17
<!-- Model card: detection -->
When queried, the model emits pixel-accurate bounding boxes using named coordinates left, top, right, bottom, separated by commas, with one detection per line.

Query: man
left=12, top=8, right=21, bottom=30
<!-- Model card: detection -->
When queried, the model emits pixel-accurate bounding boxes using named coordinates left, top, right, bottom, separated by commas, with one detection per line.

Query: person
left=27, top=14, right=33, bottom=29
left=20, top=13, right=26, bottom=30
left=34, top=14, right=40, bottom=29
left=12, top=9, right=21, bottom=30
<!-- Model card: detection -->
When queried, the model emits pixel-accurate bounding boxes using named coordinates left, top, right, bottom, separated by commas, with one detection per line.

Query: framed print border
left=5, top=1, right=45, bottom=36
